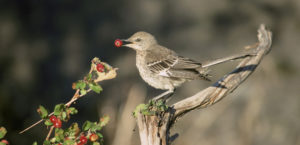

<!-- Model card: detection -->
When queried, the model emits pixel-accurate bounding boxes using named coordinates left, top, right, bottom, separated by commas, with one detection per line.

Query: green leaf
left=148, top=100, right=154, bottom=105
left=64, top=123, right=80, bottom=138
left=55, top=128, right=64, bottom=142
left=99, top=115, right=110, bottom=127
left=153, top=100, right=168, bottom=112
left=156, top=100, right=164, bottom=106
left=93, top=142, right=101, bottom=145
left=44, top=119, right=53, bottom=126
left=82, top=121, right=93, bottom=131
left=0, top=127, right=7, bottom=139
left=43, top=140, right=51, bottom=145
left=133, top=104, right=147, bottom=117
left=61, top=112, right=67, bottom=120
left=96, top=133, right=103, bottom=138
left=68, top=107, right=78, bottom=115
left=37, top=105, right=48, bottom=119
left=63, top=139, right=76, bottom=145
left=0, top=142, right=6, bottom=145
left=80, top=89, right=87, bottom=96
left=91, top=124, right=102, bottom=132
left=50, top=137, right=56, bottom=143
left=89, top=83, right=102, bottom=94
left=54, top=104, right=65, bottom=116
left=75, top=80, right=86, bottom=90
left=86, top=73, right=92, bottom=81
left=32, top=141, right=37, bottom=145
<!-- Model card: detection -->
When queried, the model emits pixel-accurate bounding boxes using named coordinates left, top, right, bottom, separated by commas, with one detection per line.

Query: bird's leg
left=152, top=89, right=174, bottom=101
left=202, top=52, right=256, bottom=68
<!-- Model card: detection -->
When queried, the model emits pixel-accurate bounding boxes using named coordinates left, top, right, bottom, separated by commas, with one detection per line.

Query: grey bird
left=121, top=31, right=252, bottom=100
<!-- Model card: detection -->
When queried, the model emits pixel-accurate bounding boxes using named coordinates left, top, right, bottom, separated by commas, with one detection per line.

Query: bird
left=118, top=31, right=212, bottom=100
left=119, top=31, right=253, bottom=100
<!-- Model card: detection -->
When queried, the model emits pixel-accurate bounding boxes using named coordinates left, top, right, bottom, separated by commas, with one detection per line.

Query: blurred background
left=0, top=0, right=299, bottom=144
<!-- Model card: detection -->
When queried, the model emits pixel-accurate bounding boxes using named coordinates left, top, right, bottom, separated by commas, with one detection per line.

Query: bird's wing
left=146, top=56, right=177, bottom=74
left=146, top=55, right=210, bottom=80
left=172, top=56, right=202, bottom=69
left=146, top=55, right=202, bottom=72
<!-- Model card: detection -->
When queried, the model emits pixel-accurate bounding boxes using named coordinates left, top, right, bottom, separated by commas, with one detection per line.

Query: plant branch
left=19, top=58, right=117, bottom=134
left=45, top=126, right=54, bottom=141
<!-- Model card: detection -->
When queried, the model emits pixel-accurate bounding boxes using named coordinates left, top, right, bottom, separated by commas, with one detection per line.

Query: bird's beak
left=121, top=39, right=133, bottom=46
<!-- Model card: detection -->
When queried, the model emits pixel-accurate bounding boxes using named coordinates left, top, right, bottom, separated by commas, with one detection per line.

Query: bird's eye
left=135, top=38, right=142, bottom=42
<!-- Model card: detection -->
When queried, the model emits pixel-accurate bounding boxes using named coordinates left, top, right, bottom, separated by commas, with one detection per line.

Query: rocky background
left=0, top=0, right=299, bottom=144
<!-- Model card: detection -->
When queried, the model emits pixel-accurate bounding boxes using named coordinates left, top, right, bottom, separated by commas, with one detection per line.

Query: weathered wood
left=136, top=24, right=272, bottom=145
left=137, top=112, right=172, bottom=145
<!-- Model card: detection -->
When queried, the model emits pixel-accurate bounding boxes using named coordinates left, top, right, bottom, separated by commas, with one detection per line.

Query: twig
left=19, top=119, right=44, bottom=134
left=19, top=89, right=82, bottom=134
left=45, top=126, right=54, bottom=141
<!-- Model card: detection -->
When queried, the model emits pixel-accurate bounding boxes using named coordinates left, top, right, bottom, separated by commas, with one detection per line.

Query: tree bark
left=136, top=24, right=272, bottom=145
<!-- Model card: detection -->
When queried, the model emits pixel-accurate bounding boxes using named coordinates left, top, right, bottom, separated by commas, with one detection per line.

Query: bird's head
left=121, top=31, right=157, bottom=51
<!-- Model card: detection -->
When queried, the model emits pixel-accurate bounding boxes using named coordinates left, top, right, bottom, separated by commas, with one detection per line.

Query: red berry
left=79, top=135, right=88, bottom=144
left=57, top=143, right=62, bottom=145
left=1, top=140, right=9, bottom=145
left=53, top=118, right=62, bottom=128
left=96, top=63, right=105, bottom=72
left=49, top=115, right=57, bottom=123
left=114, top=39, right=123, bottom=47
left=89, top=133, right=99, bottom=142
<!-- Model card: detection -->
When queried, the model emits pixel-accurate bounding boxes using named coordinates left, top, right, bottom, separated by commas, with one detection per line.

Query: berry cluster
left=81, top=133, right=99, bottom=144
left=41, top=114, right=108, bottom=145
left=27, top=57, right=112, bottom=145
left=49, top=115, right=62, bottom=128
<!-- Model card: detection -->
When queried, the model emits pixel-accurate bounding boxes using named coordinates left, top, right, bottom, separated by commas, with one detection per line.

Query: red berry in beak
left=114, top=39, right=123, bottom=47
left=96, top=63, right=105, bottom=72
